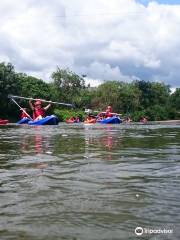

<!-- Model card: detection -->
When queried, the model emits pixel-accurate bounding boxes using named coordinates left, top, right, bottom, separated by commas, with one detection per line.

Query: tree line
left=0, top=62, right=179, bottom=121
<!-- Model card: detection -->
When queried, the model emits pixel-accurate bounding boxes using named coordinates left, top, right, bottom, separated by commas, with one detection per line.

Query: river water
left=0, top=123, right=179, bottom=240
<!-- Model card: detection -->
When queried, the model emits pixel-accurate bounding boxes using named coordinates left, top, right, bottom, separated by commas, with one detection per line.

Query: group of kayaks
left=65, top=116, right=122, bottom=124
left=0, top=115, right=122, bottom=126
left=0, top=97, right=122, bottom=126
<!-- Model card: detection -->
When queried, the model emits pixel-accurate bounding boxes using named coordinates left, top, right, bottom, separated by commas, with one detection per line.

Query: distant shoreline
left=122, top=120, right=180, bottom=125
left=149, top=120, right=180, bottom=125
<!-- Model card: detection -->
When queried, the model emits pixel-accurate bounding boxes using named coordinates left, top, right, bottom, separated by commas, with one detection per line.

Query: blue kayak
left=17, top=115, right=59, bottom=125
left=17, top=118, right=30, bottom=124
left=97, top=116, right=122, bottom=124
left=28, top=115, right=59, bottom=125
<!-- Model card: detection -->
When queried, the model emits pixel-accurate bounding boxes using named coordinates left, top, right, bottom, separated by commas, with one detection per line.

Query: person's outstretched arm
left=44, top=103, right=51, bottom=111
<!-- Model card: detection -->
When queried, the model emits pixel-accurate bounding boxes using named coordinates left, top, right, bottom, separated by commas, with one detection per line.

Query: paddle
left=85, top=109, right=122, bottom=117
left=98, top=111, right=122, bottom=116
left=8, top=95, right=74, bottom=107
left=10, top=98, right=33, bottom=121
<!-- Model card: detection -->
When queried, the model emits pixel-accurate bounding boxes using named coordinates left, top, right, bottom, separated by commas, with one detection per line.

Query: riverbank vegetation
left=0, top=62, right=179, bottom=121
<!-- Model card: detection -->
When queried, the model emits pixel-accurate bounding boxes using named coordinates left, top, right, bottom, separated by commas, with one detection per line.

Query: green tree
left=170, top=88, right=180, bottom=110
left=18, top=74, right=52, bottom=100
left=150, top=82, right=170, bottom=106
left=0, top=62, right=21, bottom=118
left=90, top=81, right=141, bottom=113
left=51, top=67, right=85, bottom=104
left=135, top=80, right=170, bottom=109
left=73, top=88, right=93, bottom=108
left=91, top=81, right=120, bottom=111
left=117, top=82, right=141, bottom=113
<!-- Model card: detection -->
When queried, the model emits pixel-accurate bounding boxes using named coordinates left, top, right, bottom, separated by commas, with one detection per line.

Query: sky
left=0, top=0, right=180, bottom=87
left=137, top=0, right=180, bottom=5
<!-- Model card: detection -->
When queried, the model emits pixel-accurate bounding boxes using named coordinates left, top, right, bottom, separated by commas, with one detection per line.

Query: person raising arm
left=29, top=99, right=51, bottom=120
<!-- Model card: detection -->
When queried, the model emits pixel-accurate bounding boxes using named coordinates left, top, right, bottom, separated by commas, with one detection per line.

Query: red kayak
left=0, top=119, right=9, bottom=125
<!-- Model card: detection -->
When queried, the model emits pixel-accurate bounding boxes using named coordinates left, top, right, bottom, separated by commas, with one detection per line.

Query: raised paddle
left=98, top=111, right=122, bottom=116
left=8, top=95, right=74, bottom=107
left=85, top=109, right=122, bottom=116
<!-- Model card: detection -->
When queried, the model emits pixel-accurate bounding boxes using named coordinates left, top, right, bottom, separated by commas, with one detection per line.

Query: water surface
left=0, top=123, right=179, bottom=240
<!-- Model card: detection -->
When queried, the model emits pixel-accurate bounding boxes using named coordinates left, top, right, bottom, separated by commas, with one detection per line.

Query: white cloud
left=78, top=61, right=132, bottom=84
left=0, top=0, right=180, bottom=87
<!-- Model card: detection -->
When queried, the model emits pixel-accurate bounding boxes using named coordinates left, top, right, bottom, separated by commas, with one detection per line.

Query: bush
left=54, top=109, right=85, bottom=122
left=166, top=107, right=178, bottom=120
left=131, top=110, right=146, bottom=122
left=146, top=105, right=170, bottom=121
left=131, top=105, right=175, bottom=121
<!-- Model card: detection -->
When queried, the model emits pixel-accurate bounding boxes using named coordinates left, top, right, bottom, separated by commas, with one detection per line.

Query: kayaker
left=20, top=108, right=29, bottom=119
left=66, top=116, right=75, bottom=123
left=96, top=112, right=104, bottom=121
left=29, top=99, right=51, bottom=120
left=84, top=115, right=96, bottom=123
left=70, top=116, right=75, bottom=122
left=140, top=116, right=148, bottom=123
left=124, top=116, right=132, bottom=123
left=75, top=116, right=80, bottom=123
left=105, top=105, right=113, bottom=118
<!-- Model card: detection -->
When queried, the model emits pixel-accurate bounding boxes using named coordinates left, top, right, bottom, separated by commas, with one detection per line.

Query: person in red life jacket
left=66, top=116, right=75, bottom=123
left=70, top=116, right=75, bottom=122
left=84, top=114, right=96, bottom=123
left=20, top=108, right=29, bottom=119
left=97, top=112, right=105, bottom=121
left=29, top=99, right=51, bottom=120
left=105, top=105, right=113, bottom=118
left=75, top=116, right=80, bottom=123
left=140, top=116, right=148, bottom=123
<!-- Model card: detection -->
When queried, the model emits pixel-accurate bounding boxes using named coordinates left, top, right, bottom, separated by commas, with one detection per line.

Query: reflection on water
left=0, top=123, right=180, bottom=240
left=21, top=127, right=49, bottom=154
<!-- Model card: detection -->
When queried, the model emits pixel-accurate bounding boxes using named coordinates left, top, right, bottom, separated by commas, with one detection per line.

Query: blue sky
left=137, top=0, right=180, bottom=5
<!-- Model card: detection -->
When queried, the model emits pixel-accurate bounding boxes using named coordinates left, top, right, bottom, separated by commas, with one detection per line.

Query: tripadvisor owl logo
left=135, top=227, right=143, bottom=236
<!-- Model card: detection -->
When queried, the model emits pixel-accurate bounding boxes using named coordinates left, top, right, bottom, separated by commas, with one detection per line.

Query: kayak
left=97, top=116, right=122, bottom=124
left=0, top=119, right=9, bottom=125
left=84, top=119, right=96, bottom=124
left=28, top=115, right=59, bottom=125
left=17, top=118, right=30, bottom=124
left=17, top=115, right=59, bottom=125
left=66, top=119, right=79, bottom=123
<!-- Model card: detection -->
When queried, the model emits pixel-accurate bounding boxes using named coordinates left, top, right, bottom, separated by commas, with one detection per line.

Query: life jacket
left=105, top=111, right=113, bottom=118
left=33, top=107, right=45, bottom=120
left=66, top=117, right=75, bottom=123
left=21, top=112, right=29, bottom=119
left=75, top=117, right=79, bottom=123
